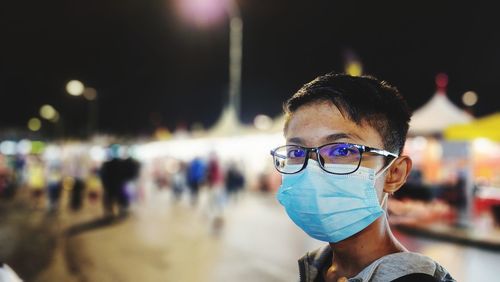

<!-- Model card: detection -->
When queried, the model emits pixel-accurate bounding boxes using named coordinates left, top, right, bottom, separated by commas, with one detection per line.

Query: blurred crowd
left=145, top=152, right=247, bottom=222
left=0, top=142, right=249, bottom=222
left=0, top=144, right=138, bottom=216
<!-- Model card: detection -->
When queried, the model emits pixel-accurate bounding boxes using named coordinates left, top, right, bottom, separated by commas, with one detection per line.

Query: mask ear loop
left=375, top=157, right=398, bottom=210
left=380, top=192, right=389, bottom=207
left=374, top=156, right=398, bottom=179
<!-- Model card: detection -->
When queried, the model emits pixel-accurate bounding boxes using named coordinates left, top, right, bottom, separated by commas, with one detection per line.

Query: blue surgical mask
left=276, top=161, right=387, bottom=243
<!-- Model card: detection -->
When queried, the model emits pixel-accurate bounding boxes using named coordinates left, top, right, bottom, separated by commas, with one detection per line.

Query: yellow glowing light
left=40, top=104, right=57, bottom=120
left=83, top=87, right=97, bottom=101
left=462, top=91, right=478, bottom=106
left=346, top=62, right=363, bottom=77
left=155, top=127, right=172, bottom=140
left=28, top=118, right=42, bottom=131
left=49, top=112, right=60, bottom=123
left=31, top=141, right=46, bottom=154
left=66, top=80, right=85, bottom=96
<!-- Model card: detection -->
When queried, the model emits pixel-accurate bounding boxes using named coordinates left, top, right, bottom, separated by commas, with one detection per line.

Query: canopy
left=444, top=112, right=500, bottom=142
left=409, top=91, right=473, bottom=136
left=206, top=106, right=242, bottom=137
left=270, top=113, right=286, bottom=133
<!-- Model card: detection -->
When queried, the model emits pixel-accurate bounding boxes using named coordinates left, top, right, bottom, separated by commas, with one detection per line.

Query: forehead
left=285, top=101, right=383, bottom=148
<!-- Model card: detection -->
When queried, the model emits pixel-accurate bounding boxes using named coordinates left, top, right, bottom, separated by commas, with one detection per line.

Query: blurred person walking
left=26, top=155, right=46, bottom=210
left=170, top=161, right=187, bottom=202
left=69, top=178, right=85, bottom=211
left=186, top=157, right=205, bottom=206
left=0, top=160, right=16, bottom=199
left=86, top=167, right=103, bottom=205
left=45, top=160, right=62, bottom=213
left=12, top=154, right=26, bottom=188
left=225, top=161, right=245, bottom=202
left=100, top=152, right=140, bottom=217
left=206, top=153, right=226, bottom=226
left=66, top=154, right=88, bottom=212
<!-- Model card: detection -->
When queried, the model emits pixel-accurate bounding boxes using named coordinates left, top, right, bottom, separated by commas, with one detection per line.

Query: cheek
left=360, top=156, right=385, bottom=171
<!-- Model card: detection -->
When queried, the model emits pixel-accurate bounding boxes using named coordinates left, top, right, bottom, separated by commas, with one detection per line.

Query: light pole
left=227, top=1, right=243, bottom=122
left=178, top=0, right=243, bottom=131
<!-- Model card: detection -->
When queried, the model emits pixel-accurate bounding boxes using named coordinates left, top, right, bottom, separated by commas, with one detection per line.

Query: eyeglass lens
left=273, top=144, right=362, bottom=174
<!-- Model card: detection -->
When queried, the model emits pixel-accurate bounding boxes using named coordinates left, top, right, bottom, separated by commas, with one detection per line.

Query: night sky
left=1, top=0, right=499, bottom=137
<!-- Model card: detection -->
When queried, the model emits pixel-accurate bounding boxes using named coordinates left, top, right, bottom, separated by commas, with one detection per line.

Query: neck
left=325, top=215, right=406, bottom=280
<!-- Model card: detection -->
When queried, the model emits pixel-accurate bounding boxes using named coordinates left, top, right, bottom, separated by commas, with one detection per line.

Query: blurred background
left=1, top=0, right=499, bottom=281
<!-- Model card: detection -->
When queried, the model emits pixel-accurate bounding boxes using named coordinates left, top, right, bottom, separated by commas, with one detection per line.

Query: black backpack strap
left=391, top=273, right=439, bottom=282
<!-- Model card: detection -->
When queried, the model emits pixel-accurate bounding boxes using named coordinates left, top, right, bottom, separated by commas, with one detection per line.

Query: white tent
left=206, top=106, right=243, bottom=137
left=270, top=113, right=286, bottom=133
left=409, top=91, right=473, bottom=136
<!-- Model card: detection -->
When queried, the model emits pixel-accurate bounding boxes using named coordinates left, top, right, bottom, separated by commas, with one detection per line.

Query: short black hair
left=284, top=73, right=411, bottom=155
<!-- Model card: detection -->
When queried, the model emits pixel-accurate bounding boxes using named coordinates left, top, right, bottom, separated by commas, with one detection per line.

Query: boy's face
left=284, top=101, right=388, bottom=198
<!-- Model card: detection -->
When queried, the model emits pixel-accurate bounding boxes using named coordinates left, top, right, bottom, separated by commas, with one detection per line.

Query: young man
left=271, top=73, right=455, bottom=282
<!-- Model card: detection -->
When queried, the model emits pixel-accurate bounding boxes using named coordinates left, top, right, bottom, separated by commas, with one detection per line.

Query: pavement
left=394, top=218, right=500, bottom=251
left=0, top=190, right=59, bottom=281
left=2, top=186, right=500, bottom=281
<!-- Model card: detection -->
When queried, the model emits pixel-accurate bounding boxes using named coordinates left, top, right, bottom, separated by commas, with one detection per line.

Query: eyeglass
left=270, top=142, right=398, bottom=175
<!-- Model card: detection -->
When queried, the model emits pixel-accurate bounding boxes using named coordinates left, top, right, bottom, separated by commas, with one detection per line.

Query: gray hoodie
left=298, top=245, right=456, bottom=282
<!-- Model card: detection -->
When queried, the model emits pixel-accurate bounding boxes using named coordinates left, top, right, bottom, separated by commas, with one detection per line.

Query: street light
left=462, top=91, right=478, bottom=107
left=177, top=0, right=243, bottom=125
left=28, top=117, right=42, bottom=132
left=66, top=80, right=85, bottom=96
left=39, top=104, right=58, bottom=122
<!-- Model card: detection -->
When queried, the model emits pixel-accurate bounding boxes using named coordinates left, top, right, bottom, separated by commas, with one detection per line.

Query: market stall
left=392, top=88, right=475, bottom=223
left=444, top=112, right=500, bottom=222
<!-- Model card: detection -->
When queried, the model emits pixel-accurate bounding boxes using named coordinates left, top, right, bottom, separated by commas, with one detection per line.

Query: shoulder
left=355, top=252, right=455, bottom=282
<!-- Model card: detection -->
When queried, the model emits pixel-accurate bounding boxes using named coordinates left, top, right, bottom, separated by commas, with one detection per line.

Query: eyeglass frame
left=270, top=142, right=399, bottom=175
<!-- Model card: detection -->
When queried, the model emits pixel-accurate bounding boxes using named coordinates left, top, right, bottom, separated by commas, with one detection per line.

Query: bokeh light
left=90, top=145, right=107, bottom=162
left=28, top=117, right=42, bottom=131
left=40, top=104, right=57, bottom=120
left=66, top=80, right=85, bottom=96
left=50, top=111, right=60, bottom=123
left=0, top=141, right=17, bottom=155
left=253, top=114, right=272, bottom=130
left=346, top=61, right=363, bottom=77
left=43, top=144, right=62, bottom=161
left=176, top=0, right=227, bottom=27
left=16, top=139, right=32, bottom=155
left=435, top=73, right=448, bottom=89
left=462, top=91, right=478, bottom=106
left=83, top=87, right=97, bottom=101
left=30, top=141, right=46, bottom=154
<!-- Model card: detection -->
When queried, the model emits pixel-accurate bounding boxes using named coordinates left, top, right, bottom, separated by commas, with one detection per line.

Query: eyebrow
left=325, top=133, right=363, bottom=142
left=287, top=132, right=364, bottom=145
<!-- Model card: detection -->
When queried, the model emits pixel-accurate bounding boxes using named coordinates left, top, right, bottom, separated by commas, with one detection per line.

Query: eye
left=327, top=145, right=357, bottom=157
left=287, top=148, right=306, bottom=158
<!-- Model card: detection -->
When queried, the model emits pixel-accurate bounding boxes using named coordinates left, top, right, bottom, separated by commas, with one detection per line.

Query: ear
left=383, top=156, right=412, bottom=194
